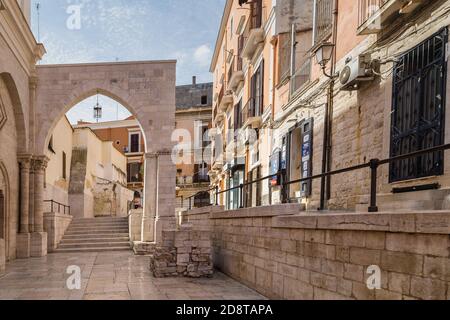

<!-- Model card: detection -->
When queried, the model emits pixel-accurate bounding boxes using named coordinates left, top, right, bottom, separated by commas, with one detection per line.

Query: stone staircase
left=55, top=217, right=131, bottom=253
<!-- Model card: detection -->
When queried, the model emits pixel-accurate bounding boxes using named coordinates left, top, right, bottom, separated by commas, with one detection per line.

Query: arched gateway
left=28, top=61, right=177, bottom=252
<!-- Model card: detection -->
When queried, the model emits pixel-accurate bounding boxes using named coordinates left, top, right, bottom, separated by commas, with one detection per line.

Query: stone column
left=16, top=155, right=32, bottom=258
left=30, top=156, right=48, bottom=257
left=140, top=152, right=158, bottom=243
left=154, top=151, right=176, bottom=244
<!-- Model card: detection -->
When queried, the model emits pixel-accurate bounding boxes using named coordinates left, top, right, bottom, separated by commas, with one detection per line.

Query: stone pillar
left=140, top=152, right=158, bottom=243
left=16, top=155, right=32, bottom=259
left=30, top=156, right=48, bottom=257
left=154, top=152, right=176, bottom=244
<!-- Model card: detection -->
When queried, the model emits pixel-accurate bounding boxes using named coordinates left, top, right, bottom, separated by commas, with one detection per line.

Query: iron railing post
left=189, top=197, right=192, bottom=210
left=215, top=186, right=219, bottom=206
left=368, top=159, right=379, bottom=213
left=239, top=184, right=244, bottom=208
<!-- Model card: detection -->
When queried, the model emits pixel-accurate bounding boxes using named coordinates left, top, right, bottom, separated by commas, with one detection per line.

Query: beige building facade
left=210, top=0, right=450, bottom=213
left=0, top=0, right=176, bottom=271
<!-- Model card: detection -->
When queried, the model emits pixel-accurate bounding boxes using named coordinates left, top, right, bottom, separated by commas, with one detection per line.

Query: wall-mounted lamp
left=313, top=42, right=336, bottom=79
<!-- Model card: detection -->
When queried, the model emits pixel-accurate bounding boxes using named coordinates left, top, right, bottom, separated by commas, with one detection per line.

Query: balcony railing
left=314, top=0, right=333, bottom=45
left=358, top=0, right=389, bottom=27
left=241, top=97, right=262, bottom=126
left=227, top=57, right=243, bottom=84
left=291, top=58, right=311, bottom=96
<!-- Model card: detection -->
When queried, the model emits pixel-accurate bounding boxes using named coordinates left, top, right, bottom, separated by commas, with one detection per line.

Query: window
left=127, top=163, right=142, bottom=183
left=390, top=29, right=448, bottom=182
left=129, top=133, right=140, bottom=153
left=62, top=152, right=67, bottom=180
left=201, top=95, right=208, bottom=105
left=313, top=0, right=333, bottom=45
left=48, top=136, right=55, bottom=153
left=250, top=60, right=264, bottom=117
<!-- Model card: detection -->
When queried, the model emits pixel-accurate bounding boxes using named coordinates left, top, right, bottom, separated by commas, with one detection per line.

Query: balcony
left=357, top=0, right=423, bottom=35
left=241, top=97, right=262, bottom=129
left=227, top=56, right=244, bottom=92
left=290, top=58, right=311, bottom=96
left=313, top=0, right=333, bottom=45
left=241, top=0, right=264, bottom=60
left=219, top=93, right=233, bottom=112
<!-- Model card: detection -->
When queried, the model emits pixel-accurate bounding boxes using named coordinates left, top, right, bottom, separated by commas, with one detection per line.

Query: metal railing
left=241, top=97, right=262, bottom=125
left=190, top=143, right=450, bottom=213
left=358, top=0, right=389, bottom=27
left=227, top=56, right=243, bottom=84
left=291, top=58, right=311, bottom=96
left=44, top=200, right=71, bottom=215
left=185, top=186, right=219, bottom=210
left=314, top=0, right=333, bottom=45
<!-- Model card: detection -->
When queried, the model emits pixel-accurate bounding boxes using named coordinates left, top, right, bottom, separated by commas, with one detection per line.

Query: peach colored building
left=211, top=0, right=450, bottom=213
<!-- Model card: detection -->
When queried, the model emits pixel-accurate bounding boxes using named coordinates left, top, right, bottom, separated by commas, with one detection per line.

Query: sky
left=31, top=0, right=225, bottom=124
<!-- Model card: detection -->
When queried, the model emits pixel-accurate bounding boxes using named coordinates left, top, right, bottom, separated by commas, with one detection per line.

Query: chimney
left=192, top=76, right=197, bottom=86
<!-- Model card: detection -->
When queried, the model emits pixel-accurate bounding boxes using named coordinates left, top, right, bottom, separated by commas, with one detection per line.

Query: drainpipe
left=320, top=0, right=338, bottom=210
left=326, top=0, right=338, bottom=202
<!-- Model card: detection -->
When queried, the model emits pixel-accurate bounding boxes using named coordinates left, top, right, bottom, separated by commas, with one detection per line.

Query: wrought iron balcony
left=241, top=97, right=263, bottom=129
left=357, top=0, right=423, bottom=35
left=313, top=0, right=333, bottom=45
left=241, top=0, right=264, bottom=60
left=291, top=58, right=311, bottom=96
left=227, top=56, right=244, bottom=92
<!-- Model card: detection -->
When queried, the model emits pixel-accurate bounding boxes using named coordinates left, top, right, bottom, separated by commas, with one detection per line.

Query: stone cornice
left=0, top=0, right=45, bottom=75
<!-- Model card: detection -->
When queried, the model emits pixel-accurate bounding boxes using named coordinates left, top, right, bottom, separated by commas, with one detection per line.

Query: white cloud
left=193, top=44, right=212, bottom=67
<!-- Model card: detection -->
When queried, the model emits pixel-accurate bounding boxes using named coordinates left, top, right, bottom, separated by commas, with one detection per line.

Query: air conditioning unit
left=123, top=146, right=129, bottom=153
left=339, top=54, right=376, bottom=91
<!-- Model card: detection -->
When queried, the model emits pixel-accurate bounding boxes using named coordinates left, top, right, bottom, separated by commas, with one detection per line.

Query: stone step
left=65, top=229, right=129, bottom=234
left=66, top=227, right=129, bottom=232
left=60, top=238, right=130, bottom=245
left=69, top=223, right=128, bottom=227
left=54, top=247, right=131, bottom=253
left=58, top=241, right=131, bottom=249
left=62, top=233, right=130, bottom=239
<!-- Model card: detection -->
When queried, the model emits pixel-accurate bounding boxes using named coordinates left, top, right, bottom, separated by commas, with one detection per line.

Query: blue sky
left=31, top=0, right=224, bottom=124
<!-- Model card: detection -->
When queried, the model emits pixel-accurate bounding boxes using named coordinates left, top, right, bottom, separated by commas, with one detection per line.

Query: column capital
left=29, top=76, right=38, bottom=90
left=32, top=155, right=49, bottom=172
left=18, top=154, right=33, bottom=169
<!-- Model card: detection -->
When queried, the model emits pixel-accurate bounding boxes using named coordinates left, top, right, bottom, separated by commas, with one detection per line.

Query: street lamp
left=313, top=42, right=335, bottom=210
left=314, top=42, right=334, bottom=68
left=93, top=91, right=102, bottom=123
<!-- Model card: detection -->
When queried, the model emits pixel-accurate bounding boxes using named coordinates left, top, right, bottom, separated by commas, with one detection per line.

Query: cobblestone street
left=0, top=251, right=265, bottom=300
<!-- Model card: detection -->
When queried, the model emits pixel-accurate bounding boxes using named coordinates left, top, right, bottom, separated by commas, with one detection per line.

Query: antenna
left=36, top=2, right=41, bottom=43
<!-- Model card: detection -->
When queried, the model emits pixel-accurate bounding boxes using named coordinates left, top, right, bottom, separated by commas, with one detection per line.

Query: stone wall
left=44, top=212, right=72, bottom=252
left=149, top=225, right=213, bottom=278
left=184, top=205, right=450, bottom=300
left=0, top=239, right=5, bottom=275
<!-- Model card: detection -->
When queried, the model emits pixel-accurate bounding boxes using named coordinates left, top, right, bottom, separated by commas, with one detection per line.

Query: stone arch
left=0, top=72, right=27, bottom=154
left=42, top=87, right=148, bottom=154
left=34, top=61, right=177, bottom=244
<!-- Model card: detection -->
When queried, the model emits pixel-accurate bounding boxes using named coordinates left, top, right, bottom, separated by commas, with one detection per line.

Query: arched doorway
left=35, top=61, right=177, bottom=244
left=45, top=93, right=146, bottom=220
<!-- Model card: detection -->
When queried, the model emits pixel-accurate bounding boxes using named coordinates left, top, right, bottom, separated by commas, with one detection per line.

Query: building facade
left=211, top=0, right=450, bottom=212
left=75, top=117, right=146, bottom=205
left=209, top=0, right=277, bottom=210
left=0, top=0, right=45, bottom=270
left=175, top=78, right=213, bottom=209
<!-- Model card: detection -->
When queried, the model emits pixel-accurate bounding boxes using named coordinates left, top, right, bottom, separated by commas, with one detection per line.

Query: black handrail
left=44, top=200, right=71, bottom=215
left=201, top=143, right=450, bottom=213
left=185, top=186, right=219, bottom=210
